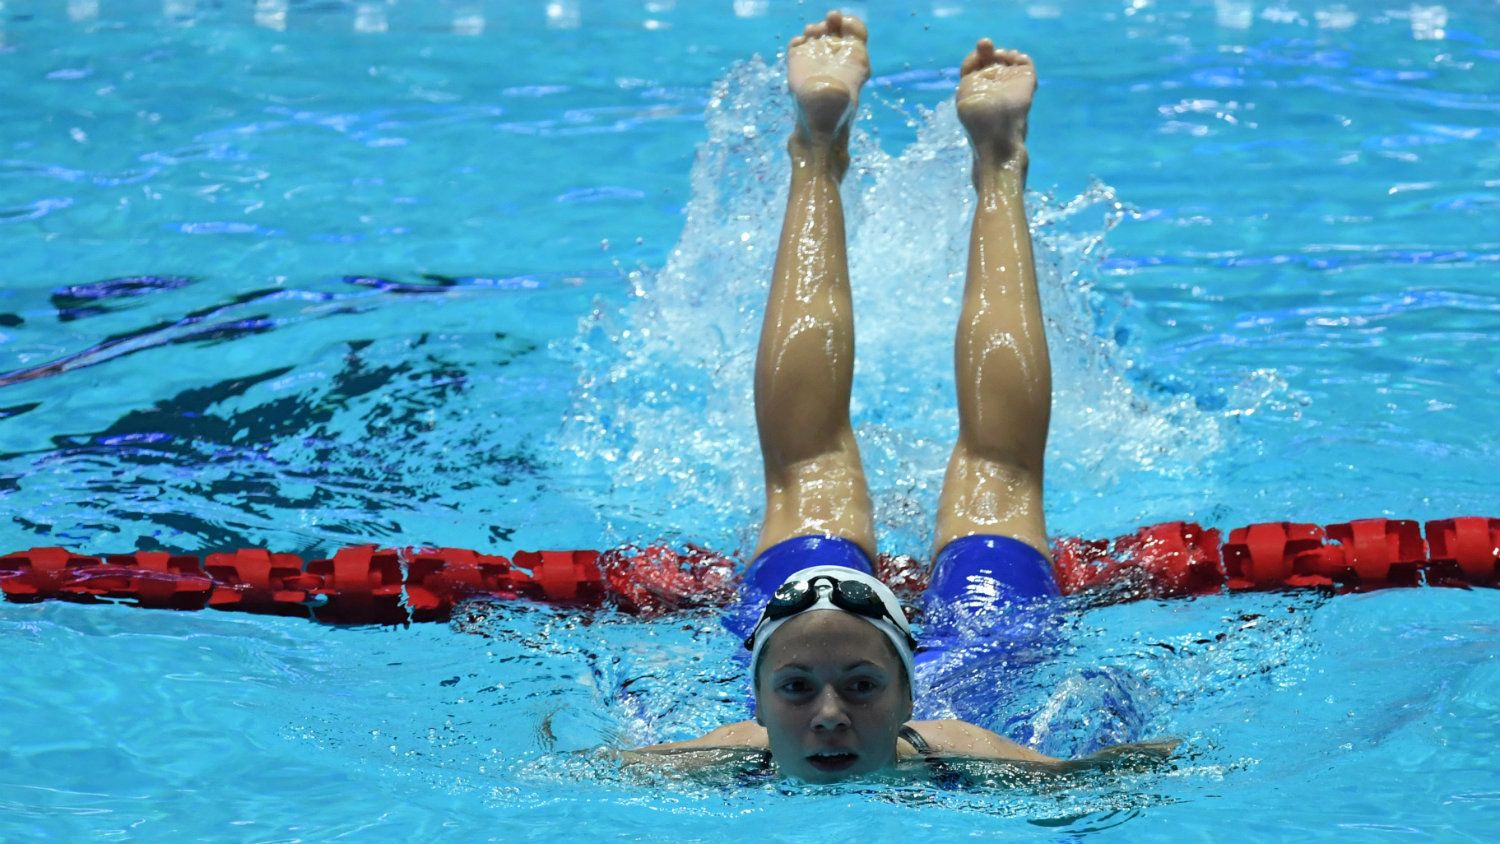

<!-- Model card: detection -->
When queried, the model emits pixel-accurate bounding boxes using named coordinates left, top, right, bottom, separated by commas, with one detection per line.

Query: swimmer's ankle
left=971, top=145, right=1028, bottom=193
left=789, top=132, right=850, bottom=180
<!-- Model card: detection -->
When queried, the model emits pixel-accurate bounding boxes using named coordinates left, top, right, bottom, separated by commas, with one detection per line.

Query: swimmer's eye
left=771, top=675, right=886, bottom=697
left=775, top=678, right=812, bottom=696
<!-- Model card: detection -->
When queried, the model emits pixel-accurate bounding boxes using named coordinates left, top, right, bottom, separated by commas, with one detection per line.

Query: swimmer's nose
left=810, top=686, right=851, bottom=731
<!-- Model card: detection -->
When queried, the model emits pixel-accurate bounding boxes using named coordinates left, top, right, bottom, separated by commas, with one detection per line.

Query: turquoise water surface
left=1, top=0, right=1498, bottom=840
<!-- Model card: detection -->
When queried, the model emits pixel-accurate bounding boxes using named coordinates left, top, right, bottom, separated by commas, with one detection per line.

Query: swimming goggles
left=743, top=574, right=917, bottom=651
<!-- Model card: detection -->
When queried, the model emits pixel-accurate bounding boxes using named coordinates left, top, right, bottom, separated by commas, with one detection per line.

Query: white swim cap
left=745, top=565, right=917, bottom=694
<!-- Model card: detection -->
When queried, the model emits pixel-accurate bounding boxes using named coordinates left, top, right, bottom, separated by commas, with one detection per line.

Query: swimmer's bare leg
left=934, top=41, right=1052, bottom=558
left=753, top=11, right=876, bottom=560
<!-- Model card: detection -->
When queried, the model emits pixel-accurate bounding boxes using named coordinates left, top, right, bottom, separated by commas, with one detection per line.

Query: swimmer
left=629, top=11, right=1174, bottom=783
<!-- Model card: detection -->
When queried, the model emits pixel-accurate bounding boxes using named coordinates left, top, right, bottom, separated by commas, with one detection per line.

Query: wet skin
left=619, top=12, right=1181, bottom=781
left=754, top=610, right=913, bottom=783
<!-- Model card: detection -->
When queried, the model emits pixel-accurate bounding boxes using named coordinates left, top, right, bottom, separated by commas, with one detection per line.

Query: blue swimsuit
left=724, top=532, right=1068, bottom=752
left=727, top=532, right=1060, bottom=666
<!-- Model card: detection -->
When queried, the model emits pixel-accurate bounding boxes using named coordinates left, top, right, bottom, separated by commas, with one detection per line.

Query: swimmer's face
left=754, top=610, right=913, bottom=783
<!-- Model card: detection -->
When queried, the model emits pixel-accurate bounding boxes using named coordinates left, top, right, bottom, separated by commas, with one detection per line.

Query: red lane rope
left=2, top=516, right=1496, bottom=625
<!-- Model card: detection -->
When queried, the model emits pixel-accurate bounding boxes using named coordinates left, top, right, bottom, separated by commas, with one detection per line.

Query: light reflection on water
left=0, top=0, right=1497, bottom=839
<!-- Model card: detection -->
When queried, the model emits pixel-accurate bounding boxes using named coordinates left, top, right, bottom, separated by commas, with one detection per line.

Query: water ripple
left=0, top=159, right=160, bottom=186
left=1105, top=247, right=1500, bottom=272
left=0, top=197, right=73, bottom=223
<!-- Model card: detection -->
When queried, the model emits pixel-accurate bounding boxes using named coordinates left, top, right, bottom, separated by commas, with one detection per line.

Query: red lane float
left=2, top=515, right=1496, bottom=625
left=1053, top=521, right=1224, bottom=599
left=307, top=546, right=406, bottom=625
left=404, top=547, right=520, bottom=622
left=204, top=549, right=316, bottom=616
left=97, top=552, right=215, bottom=609
left=1422, top=517, right=1500, bottom=587
left=599, top=544, right=736, bottom=615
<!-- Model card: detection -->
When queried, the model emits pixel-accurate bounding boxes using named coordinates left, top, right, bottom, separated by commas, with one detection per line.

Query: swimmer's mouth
left=806, top=751, right=858, bottom=773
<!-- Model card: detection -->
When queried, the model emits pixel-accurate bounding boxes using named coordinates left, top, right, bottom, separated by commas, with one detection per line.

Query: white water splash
left=559, top=57, right=1231, bottom=556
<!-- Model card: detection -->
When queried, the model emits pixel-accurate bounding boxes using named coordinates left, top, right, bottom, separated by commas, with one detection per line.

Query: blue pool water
left=2, top=0, right=1498, bottom=839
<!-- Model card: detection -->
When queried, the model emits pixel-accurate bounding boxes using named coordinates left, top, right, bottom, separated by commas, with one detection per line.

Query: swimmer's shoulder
left=903, top=719, right=1056, bottom=764
left=635, top=719, right=768, bottom=753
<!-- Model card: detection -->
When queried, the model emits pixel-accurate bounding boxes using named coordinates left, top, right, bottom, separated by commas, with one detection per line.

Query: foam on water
left=561, top=58, right=1258, bottom=556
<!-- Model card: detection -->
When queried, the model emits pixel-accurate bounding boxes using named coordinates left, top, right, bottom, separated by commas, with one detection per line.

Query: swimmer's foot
left=787, top=11, right=869, bottom=174
left=956, top=40, right=1036, bottom=178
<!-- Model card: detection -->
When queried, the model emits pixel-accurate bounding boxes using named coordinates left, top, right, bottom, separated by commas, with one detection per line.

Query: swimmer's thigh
left=933, top=444, right=1049, bottom=560
left=755, top=426, right=876, bottom=561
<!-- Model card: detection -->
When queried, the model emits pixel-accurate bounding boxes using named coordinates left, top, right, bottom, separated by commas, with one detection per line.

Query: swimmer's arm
left=1061, top=738, right=1180, bottom=772
left=632, top=720, right=768, bottom=753
left=599, top=721, right=769, bottom=775
left=915, top=720, right=1179, bottom=771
